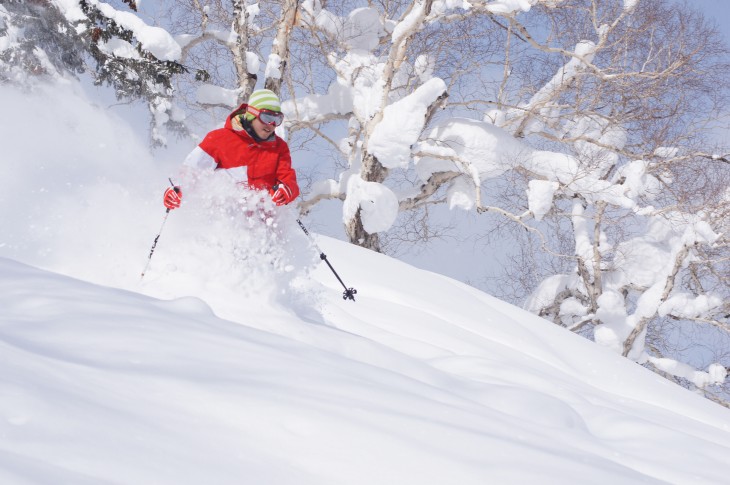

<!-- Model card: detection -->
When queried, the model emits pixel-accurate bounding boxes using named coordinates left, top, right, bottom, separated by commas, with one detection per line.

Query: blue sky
left=685, top=0, right=730, bottom=41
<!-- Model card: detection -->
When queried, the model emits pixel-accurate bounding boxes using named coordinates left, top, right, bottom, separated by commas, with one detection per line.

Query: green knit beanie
left=244, top=89, right=281, bottom=121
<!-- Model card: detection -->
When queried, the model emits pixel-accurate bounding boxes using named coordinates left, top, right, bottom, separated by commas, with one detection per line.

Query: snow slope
left=2, top=243, right=730, bottom=484
left=1, top=82, right=730, bottom=485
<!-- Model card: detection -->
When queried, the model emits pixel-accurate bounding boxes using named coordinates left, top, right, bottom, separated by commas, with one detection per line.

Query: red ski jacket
left=197, top=104, right=299, bottom=198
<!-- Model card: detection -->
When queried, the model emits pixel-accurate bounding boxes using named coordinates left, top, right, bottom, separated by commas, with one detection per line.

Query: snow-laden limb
left=246, top=52, right=261, bottom=75
left=568, top=116, right=627, bottom=175
left=445, top=0, right=564, bottom=18
left=96, top=4, right=181, bottom=61
left=506, top=40, right=597, bottom=138
left=300, top=0, right=345, bottom=42
left=49, top=0, right=86, bottom=22
left=412, top=116, right=643, bottom=218
left=590, top=216, right=722, bottom=362
left=593, top=290, right=630, bottom=354
left=698, top=152, right=730, bottom=164
left=612, top=160, right=663, bottom=201
left=415, top=118, right=523, bottom=181
left=646, top=357, right=727, bottom=389
left=0, top=6, right=11, bottom=45
left=368, top=78, right=447, bottom=169
left=570, top=200, right=595, bottom=277
left=344, top=8, right=386, bottom=51
left=525, top=274, right=577, bottom=314
left=3, top=0, right=188, bottom=146
left=343, top=176, right=399, bottom=234
left=1, top=3, right=79, bottom=84
left=196, top=84, right=242, bottom=108
left=298, top=179, right=345, bottom=215
left=265, top=53, right=282, bottom=80
left=96, top=37, right=140, bottom=59
left=610, top=216, right=720, bottom=292
left=658, top=293, right=725, bottom=320
left=397, top=171, right=462, bottom=212
left=527, top=180, right=559, bottom=221
left=622, top=0, right=639, bottom=13
left=447, top=176, right=477, bottom=210
left=282, top=83, right=355, bottom=124
left=54, top=0, right=181, bottom=61
left=284, top=47, right=384, bottom=124
left=300, top=3, right=386, bottom=53
left=477, top=0, right=562, bottom=15
left=391, top=0, right=429, bottom=44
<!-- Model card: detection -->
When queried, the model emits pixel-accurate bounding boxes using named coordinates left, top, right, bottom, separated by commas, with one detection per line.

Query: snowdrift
left=2, top=237, right=730, bottom=484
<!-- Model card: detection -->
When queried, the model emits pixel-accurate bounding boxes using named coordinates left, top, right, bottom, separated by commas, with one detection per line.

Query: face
left=251, top=116, right=276, bottom=139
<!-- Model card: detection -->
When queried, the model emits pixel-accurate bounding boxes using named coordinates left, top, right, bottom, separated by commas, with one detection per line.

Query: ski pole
left=141, top=179, right=178, bottom=279
left=296, top=219, right=357, bottom=301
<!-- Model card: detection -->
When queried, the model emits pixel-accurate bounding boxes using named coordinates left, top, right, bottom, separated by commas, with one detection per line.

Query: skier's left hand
left=271, top=183, right=294, bottom=206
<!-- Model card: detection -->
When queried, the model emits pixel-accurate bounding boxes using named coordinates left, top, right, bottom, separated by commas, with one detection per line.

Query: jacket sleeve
left=167, top=145, right=216, bottom=191
left=276, top=142, right=300, bottom=199
left=183, top=146, right=218, bottom=171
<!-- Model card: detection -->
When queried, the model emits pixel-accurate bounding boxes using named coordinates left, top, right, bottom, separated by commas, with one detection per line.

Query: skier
left=163, top=89, right=299, bottom=211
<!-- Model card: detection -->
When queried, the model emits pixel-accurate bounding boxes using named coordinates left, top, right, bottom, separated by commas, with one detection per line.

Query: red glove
left=163, top=186, right=182, bottom=210
left=271, top=183, right=294, bottom=206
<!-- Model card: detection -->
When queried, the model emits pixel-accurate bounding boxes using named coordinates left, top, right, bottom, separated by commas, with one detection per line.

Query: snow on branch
left=56, top=0, right=182, bottom=61
left=646, top=357, right=727, bottom=390
left=368, top=78, right=447, bottom=169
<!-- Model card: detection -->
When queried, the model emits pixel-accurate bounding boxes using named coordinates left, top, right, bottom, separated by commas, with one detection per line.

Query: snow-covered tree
left=489, top=0, right=730, bottom=406
left=79, top=0, right=188, bottom=145
left=278, top=0, right=730, bottom=403
left=0, top=0, right=188, bottom=146
left=0, top=1, right=85, bottom=83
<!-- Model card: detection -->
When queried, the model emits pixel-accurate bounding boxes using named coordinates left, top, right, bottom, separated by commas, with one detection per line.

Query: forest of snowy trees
left=2, top=0, right=729, bottom=406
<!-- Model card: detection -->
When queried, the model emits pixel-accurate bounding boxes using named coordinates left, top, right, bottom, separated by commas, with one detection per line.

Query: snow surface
left=2, top=78, right=730, bottom=484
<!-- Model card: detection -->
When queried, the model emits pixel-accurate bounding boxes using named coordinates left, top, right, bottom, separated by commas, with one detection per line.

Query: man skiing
left=163, top=89, right=299, bottom=210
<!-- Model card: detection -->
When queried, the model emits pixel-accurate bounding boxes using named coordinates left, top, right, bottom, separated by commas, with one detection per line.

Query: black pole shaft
left=296, top=219, right=357, bottom=301
left=320, top=252, right=350, bottom=292
left=141, top=179, right=178, bottom=280
left=141, top=208, right=170, bottom=279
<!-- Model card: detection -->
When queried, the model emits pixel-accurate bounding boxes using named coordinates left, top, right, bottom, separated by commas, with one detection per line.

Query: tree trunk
left=346, top=208, right=382, bottom=252
left=264, top=0, right=299, bottom=94
left=346, top=151, right=388, bottom=251
left=232, top=0, right=257, bottom=101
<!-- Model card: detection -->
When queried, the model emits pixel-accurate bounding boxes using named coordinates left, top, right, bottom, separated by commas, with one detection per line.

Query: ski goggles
left=246, top=105, right=284, bottom=126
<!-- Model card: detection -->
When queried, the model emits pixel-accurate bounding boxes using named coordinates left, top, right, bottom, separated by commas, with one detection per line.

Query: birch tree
left=155, top=0, right=299, bottom=121
left=491, top=0, right=730, bottom=405
left=282, top=0, right=730, bottom=404
left=289, top=0, right=509, bottom=250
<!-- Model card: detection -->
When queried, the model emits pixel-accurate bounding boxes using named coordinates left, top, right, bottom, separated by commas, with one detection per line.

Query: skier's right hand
left=163, top=186, right=182, bottom=210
